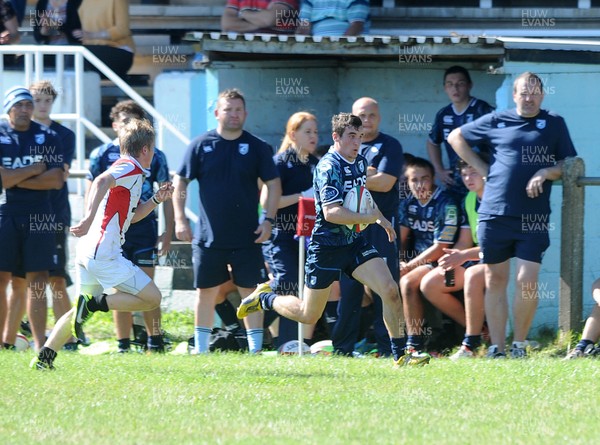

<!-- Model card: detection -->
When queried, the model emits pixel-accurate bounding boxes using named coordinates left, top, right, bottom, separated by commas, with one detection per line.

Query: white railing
left=0, top=44, right=195, bottom=225
left=0, top=44, right=190, bottom=178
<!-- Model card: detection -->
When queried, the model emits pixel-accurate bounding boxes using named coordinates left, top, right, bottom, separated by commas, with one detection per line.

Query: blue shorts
left=192, top=244, right=268, bottom=289
left=478, top=216, right=550, bottom=264
left=305, top=236, right=380, bottom=290
left=262, top=230, right=300, bottom=295
left=362, top=221, right=399, bottom=281
left=49, top=227, right=73, bottom=285
left=122, top=218, right=158, bottom=268
left=0, top=215, right=58, bottom=273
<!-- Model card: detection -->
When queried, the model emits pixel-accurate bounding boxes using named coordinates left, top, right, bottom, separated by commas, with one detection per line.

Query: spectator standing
left=173, top=88, right=282, bottom=355
left=427, top=66, right=494, bottom=198
left=0, top=86, right=65, bottom=351
left=449, top=71, right=577, bottom=358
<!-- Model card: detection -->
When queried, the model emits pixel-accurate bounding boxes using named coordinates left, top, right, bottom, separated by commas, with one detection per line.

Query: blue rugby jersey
left=177, top=129, right=278, bottom=249
left=459, top=108, right=577, bottom=219
left=0, top=120, right=64, bottom=216
left=360, top=132, right=403, bottom=219
left=47, top=121, right=75, bottom=226
left=399, top=187, right=459, bottom=256
left=429, top=97, right=494, bottom=169
left=311, top=149, right=368, bottom=247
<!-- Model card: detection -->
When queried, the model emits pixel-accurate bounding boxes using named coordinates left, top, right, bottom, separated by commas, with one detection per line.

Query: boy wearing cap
left=0, top=86, right=65, bottom=351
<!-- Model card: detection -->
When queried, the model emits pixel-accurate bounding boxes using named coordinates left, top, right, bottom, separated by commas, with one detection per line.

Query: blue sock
left=462, top=335, right=482, bottom=350
left=259, top=292, right=277, bottom=311
left=406, top=335, right=424, bottom=351
left=194, top=326, right=212, bottom=354
left=390, top=337, right=406, bottom=361
left=246, top=329, right=264, bottom=354
left=576, top=339, right=594, bottom=351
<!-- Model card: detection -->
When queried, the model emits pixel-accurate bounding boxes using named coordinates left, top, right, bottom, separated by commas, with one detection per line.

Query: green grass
left=2, top=347, right=600, bottom=445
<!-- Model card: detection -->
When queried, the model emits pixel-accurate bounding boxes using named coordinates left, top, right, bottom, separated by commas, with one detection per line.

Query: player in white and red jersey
left=31, top=118, right=174, bottom=370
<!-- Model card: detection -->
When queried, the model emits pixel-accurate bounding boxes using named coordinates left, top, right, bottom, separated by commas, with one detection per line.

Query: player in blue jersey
left=399, top=156, right=459, bottom=357
left=418, top=155, right=488, bottom=360
left=173, top=89, right=282, bottom=355
left=87, top=100, right=174, bottom=352
left=260, top=111, right=319, bottom=349
left=0, top=86, right=65, bottom=351
left=331, top=97, right=404, bottom=357
left=449, top=71, right=577, bottom=358
left=427, top=66, right=494, bottom=198
left=237, top=113, right=410, bottom=367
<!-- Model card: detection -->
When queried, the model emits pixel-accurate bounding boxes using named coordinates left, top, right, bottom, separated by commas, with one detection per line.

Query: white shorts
left=76, top=255, right=152, bottom=296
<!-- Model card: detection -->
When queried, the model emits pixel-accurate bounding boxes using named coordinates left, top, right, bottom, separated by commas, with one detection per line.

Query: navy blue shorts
left=363, top=222, right=399, bottom=281
left=49, top=227, right=73, bottom=285
left=478, top=216, right=550, bottom=264
left=192, top=244, right=268, bottom=289
left=121, top=218, right=159, bottom=268
left=262, top=231, right=300, bottom=295
left=0, top=215, right=58, bottom=273
left=305, top=236, right=380, bottom=290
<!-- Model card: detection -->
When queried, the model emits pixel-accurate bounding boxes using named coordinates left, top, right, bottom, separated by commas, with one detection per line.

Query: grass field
left=2, top=312, right=600, bottom=445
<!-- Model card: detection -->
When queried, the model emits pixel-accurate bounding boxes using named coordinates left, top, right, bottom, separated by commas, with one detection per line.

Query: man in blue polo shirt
left=237, top=113, right=410, bottom=367
left=0, top=86, right=64, bottom=351
left=332, top=97, right=404, bottom=357
left=427, top=66, right=494, bottom=198
left=173, top=88, right=282, bottom=355
left=448, top=71, right=577, bottom=358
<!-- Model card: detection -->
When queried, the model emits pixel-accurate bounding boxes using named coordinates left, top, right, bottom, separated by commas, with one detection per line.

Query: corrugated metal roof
left=184, top=32, right=504, bottom=58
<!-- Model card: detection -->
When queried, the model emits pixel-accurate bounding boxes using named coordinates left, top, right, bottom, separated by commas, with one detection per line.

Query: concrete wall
left=154, top=58, right=597, bottom=334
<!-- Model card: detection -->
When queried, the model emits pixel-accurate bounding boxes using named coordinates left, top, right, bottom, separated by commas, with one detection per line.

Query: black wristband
left=264, top=217, right=276, bottom=225
left=151, top=195, right=160, bottom=205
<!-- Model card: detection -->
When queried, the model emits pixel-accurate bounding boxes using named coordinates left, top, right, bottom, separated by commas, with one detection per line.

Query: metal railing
left=0, top=44, right=190, bottom=180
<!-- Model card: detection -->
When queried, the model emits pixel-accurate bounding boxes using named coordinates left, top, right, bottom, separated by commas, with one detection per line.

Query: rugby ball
left=310, top=339, right=334, bottom=356
left=14, top=333, right=30, bottom=352
left=278, top=340, right=311, bottom=355
left=343, top=185, right=375, bottom=232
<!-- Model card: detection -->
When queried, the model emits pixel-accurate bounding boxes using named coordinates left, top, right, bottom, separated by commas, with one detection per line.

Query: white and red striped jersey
left=77, top=156, right=148, bottom=260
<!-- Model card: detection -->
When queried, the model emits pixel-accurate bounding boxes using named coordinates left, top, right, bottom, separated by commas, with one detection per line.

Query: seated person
left=221, top=0, right=299, bottom=34
left=296, top=0, right=370, bottom=37
left=419, top=155, right=487, bottom=359
left=74, top=0, right=135, bottom=79
left=399, top=157, right=459, bottom=356
left=1, top=0, right=19, bottom=45
left=33, top=0, right=82, bottom=45
left=565, top=278, right=600, bottom=359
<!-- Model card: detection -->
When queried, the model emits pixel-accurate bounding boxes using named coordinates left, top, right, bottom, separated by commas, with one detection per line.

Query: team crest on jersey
left=203, top=144, right=213, bottom=153
left=536, top=119, right=546, bottom=129
left=310, top=276, right=317, bottom=286
left=35, top=133, right=45, bottom=144
left=321, top=186, right=339, bottom=202
left=443, top=115, right=453, bottom=124
left=358, top=160, right=365, bottom=173
left=467, top=114, right=474, bottom=122
left=238, top=143, right=249, bottom=155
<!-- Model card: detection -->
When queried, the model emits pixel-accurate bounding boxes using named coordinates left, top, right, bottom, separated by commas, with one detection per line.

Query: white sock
left=246, top=329, right=264, bottom=354
left=194, top=326, right=212, bottom=354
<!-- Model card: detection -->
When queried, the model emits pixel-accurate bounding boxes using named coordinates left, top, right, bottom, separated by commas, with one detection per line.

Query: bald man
left=331, top=97, right=406, bottom=357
